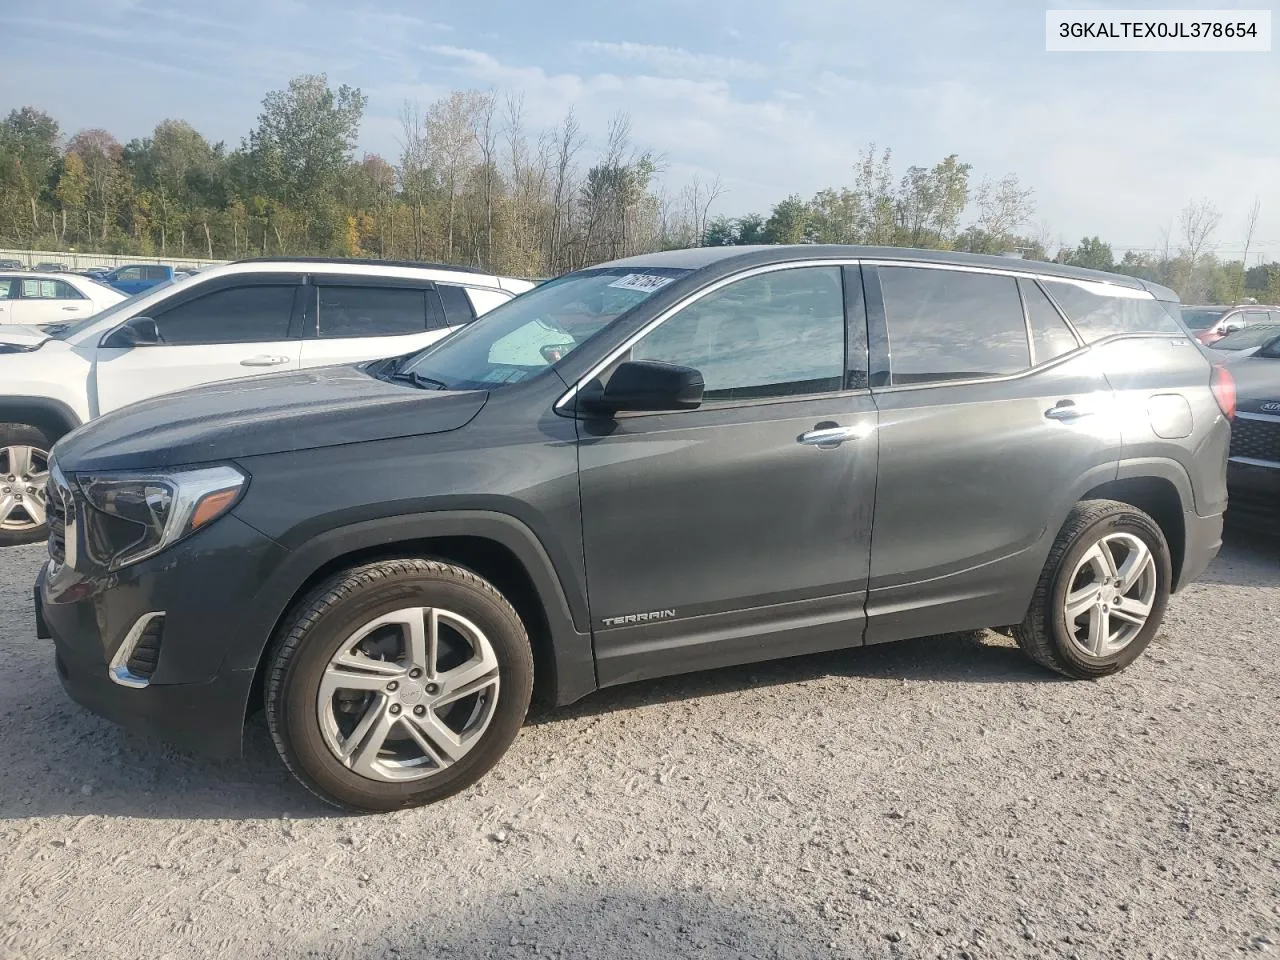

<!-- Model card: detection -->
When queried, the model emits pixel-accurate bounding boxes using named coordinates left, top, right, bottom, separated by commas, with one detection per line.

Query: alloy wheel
left=316, top=606, right=501, bottom=782
left=0, top=445, right=49, bottom=532
left=1063, top=532, right=1158, bottom=658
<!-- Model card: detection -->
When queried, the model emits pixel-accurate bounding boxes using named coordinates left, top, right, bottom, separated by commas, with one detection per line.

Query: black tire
left=1013, top=499, right=1172, bottom=679
left=0, top=422, right=54, bottom=547
left=265, top=558, right=534, bottom=812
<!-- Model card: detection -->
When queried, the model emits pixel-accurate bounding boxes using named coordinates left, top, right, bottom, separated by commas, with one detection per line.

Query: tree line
left=1, top=73, right=1275, bottom=302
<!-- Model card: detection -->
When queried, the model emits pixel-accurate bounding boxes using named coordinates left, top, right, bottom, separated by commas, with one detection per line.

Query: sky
left=4, top=0, right=1279, bottom=260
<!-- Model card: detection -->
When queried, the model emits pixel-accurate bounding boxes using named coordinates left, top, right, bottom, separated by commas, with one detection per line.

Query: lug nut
left=425, top=683, right=439, bottom=695
left=386, top=680, right=399, bottom=692
left=413, top=705, right=426, bottom=716
left=389, top=704, right=401, bottom=715
left=408, top=668, right=422, bottom=679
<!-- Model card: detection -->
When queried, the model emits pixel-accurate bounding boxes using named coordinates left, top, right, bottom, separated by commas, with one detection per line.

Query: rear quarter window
left=1041, top=280, right=1182, bottom=342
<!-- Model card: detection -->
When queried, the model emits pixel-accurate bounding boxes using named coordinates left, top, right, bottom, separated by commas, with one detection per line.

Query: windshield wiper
left=389, top=370, right=449, bottom=391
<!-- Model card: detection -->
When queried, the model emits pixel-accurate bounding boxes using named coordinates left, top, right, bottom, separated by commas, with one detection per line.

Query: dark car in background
left=1183, top=302, right=1280, bottom=346
left=1222, top=328, right=1280, bottom=528
left=1208, top=323, right=1280, bottom=356
left=37, top=244, right=1231, bottom=811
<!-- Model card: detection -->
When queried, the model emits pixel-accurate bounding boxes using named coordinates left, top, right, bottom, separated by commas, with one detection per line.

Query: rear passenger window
left=1019, top=278, right=1078, bottom=363
left=1041, top=280, right=1182, bottom=341
left=879, top=267, right=1029, bottom=385
left=465, top=287, right=511, bottom=316
left=317, top=286, right=427, bottom=338
left=438, top=284, right=476, bottom=327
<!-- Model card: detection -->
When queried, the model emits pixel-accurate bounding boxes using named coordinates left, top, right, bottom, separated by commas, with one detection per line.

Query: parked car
left=100, top=263, right=176, bottom=295
left=1221, top=328, right=1280, bottom=528
left=33, top=245, right=1230, bottom=811
left=0, top=271, right=126, bottom=329
left=0, top=257, right=534, bottom=545
left=0, top=258, right=24, bottom=270
left=1182, top=303, right=1280, bottom=346
left=76, top=266, right=112, bottom=279
left=1209, top=322, right=1280, bottom=356
left=33, top=262, right=68, bottom=273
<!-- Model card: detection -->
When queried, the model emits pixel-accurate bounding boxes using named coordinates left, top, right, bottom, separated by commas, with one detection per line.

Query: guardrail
left=0, top=248, right=227, bottom=271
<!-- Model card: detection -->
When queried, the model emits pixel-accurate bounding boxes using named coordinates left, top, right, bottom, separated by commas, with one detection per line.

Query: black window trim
left=555, top=260, right=868, bottom=417
left=98, top=272, right=306, bottom=347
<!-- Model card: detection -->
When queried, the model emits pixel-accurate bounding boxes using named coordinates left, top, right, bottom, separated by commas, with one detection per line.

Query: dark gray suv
left=35, top=245, right=1232, bottom=811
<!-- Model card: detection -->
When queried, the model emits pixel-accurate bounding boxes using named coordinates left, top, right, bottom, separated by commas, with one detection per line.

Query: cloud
left=574, top=41, right=766, bottom=79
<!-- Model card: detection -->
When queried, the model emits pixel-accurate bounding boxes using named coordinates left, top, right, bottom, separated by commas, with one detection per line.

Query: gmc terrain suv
left=35, top=245, right=1230, bottom=812
left=0, top=257, right=533, bottom=545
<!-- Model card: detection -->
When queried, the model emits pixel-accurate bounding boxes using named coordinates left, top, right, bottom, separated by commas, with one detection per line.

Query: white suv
left=0, top=258, right=533, bottom=544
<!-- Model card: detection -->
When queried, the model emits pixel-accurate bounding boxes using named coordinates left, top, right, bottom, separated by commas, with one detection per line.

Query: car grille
left=1231, top=415, right=1280, bottom=465
left=45, top=473, right=72, bottom=565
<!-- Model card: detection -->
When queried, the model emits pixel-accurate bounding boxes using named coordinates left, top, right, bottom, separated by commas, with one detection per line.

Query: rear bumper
left=1177, top=509, right=1224, bottom=591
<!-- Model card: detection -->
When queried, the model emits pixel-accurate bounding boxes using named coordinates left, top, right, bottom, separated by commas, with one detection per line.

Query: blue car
left=101, top=263, right=174, bottom=295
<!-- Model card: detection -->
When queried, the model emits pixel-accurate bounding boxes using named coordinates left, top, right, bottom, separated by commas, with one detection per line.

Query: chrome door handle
left=240, top=355, right=290, bottom=367
left=1045, top=402, right=1092, bottom=421
left=61, top=305, right=80, bottom=311
left=798, top=425, right=869, bottom=447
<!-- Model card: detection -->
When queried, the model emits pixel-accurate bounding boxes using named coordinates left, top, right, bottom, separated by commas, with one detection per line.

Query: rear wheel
left=0, top=423, right=53, bottom=547
left=1013, top=499, right=1171, bottom=679
left=265, top=558, right=534, bottom=812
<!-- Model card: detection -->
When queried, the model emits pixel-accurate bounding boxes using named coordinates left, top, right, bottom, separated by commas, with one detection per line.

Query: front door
left=576, top=263, right=879, bottom=687
left=11, top=277, right=93, bottom=327
left=93, top=274, right=303, bottom=414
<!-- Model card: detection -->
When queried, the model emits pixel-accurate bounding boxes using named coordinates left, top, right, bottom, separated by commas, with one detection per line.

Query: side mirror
left=579, top=360, right=704, bottom=416
left=1222, top=320, right=1245, bottom=334
left=102, top=316, right=161, bottom=348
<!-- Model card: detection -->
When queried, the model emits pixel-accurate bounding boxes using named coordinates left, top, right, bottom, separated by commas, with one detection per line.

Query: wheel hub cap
left=1063, top=532, right=1158, bottom=659
left=316, top=606, right=501, bottom=783
left=0, top=445, right=50, bottom=532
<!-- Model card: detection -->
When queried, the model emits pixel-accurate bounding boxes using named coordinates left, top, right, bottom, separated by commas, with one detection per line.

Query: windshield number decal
left=607, top=274, right=674, bottom=293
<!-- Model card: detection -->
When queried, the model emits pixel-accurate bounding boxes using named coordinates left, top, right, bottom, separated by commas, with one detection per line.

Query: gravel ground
left=1, top=531, right=1278, bottom=960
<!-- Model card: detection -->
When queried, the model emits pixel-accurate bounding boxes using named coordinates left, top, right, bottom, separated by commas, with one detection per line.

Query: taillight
left=1210, top=363, right=1236, bottom=420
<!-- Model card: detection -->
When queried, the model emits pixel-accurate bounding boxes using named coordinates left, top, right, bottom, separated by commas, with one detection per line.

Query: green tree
left=763, top=195, right=812, bottom=244
left=1067, top=236, right=1114, bottom=271
left=0, top=107, right=61, bottom=242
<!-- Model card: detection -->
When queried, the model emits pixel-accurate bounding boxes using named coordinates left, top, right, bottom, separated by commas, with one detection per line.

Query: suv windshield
left=1181, top=307, right=1227, bottom=330
left=396, top=266, right=690, bottom=390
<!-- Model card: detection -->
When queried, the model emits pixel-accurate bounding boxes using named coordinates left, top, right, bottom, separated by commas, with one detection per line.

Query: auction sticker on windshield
left=608, top=274, right=676, bottom=292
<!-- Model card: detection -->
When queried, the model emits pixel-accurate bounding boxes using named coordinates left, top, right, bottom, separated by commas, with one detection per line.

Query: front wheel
left=265, top=559, right=534, bottom=812
left=0, top=423, right=53, bottom=547
left=1013, top=499, right=1172, bottom=679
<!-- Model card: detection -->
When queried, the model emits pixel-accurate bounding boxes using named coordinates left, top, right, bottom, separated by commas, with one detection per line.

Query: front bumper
left=36, top=513, right=287, bottom=758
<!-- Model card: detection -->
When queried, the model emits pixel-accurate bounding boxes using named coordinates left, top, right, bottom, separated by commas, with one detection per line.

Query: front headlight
left=77, top=464, right=247, bottom=571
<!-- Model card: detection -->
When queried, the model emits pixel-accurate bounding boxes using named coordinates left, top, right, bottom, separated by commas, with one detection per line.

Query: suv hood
left=0, top=324, right=52, bottom=347
left=53, top=365, right=488, bottom=472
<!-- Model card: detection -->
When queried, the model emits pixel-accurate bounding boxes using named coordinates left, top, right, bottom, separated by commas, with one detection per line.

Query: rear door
left=576, top=263, right=879, bottom=686
left=0, top=277, right=18, bottom=324
left=863, top=263, right=1120, bottom=644
left=298, top=275, right=450, bottom=368
left=93, top=273, right=303, bottom=414
left=10, top=277, right=93, bottom=326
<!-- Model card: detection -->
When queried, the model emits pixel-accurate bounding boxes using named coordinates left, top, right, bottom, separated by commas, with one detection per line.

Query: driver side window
left=629, top=266, right=847, bottom=401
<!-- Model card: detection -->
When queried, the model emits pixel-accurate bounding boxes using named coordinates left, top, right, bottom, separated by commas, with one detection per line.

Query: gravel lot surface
left=1, top=531, right=1278, bottom=960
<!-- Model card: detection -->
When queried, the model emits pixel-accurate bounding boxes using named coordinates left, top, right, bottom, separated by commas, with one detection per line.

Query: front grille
left=45, top=476, right=72, bottom=565
left=1231, top=416, right=1280, bottom=464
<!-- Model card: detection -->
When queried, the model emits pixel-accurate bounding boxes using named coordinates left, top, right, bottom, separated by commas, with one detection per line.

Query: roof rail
left=231, top=256, right=487, bottom=275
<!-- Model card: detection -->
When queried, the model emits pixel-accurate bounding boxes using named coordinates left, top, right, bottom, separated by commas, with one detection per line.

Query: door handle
left=240, top=355, right=290, bottom=367
left=61, top=305, right=80, bottom=311
left=798, top=424, right=870, bottom=447
left=1045, top=400, right=1092, bottom=421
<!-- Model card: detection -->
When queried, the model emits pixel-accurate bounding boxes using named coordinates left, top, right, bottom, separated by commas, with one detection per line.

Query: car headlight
left=77, top=464, right=247, bottom=571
